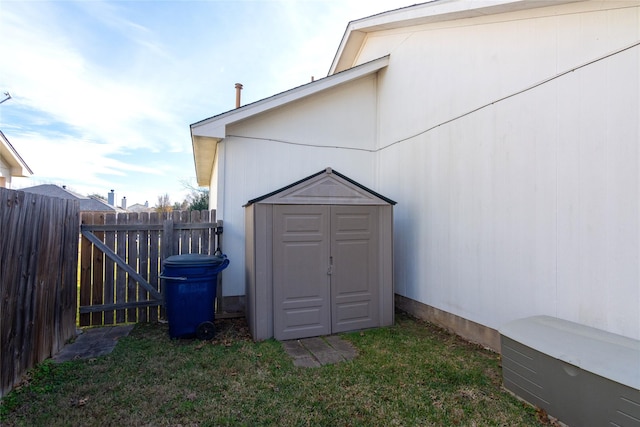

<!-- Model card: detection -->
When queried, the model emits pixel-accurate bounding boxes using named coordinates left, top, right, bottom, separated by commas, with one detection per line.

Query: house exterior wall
left=0, top=157, right=10, bottom=188
left=214, top=75, right=380, bottom=296
left=355, top=1, right=639, bottom=340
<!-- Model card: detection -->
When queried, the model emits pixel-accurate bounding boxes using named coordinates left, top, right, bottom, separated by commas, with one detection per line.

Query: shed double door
left=273, top=204, right=380, bottom=340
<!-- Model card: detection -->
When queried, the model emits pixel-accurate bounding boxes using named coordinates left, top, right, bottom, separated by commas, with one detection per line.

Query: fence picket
left=79, top=213, right=93, bottom=326
left=138, top=212, right=150, bottom=322
left=104, top=213, right=116, bottom=325
left=149, top=212, right=160, bottom=322
left=115, top=213, right=127, bottom=323
left=126, top=212, right=139, bottom=322
left=91, top=213, right=105, bottom=325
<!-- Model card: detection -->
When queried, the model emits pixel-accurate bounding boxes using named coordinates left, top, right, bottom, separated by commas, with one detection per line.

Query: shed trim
left=243, top=167, right=396, bottom=207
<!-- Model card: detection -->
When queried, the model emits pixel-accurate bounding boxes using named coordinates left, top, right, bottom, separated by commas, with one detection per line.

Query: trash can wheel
left=196, top=321, right=215, bottom=340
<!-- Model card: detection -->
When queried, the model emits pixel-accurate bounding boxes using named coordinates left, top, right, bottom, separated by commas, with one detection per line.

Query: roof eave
left=191, top=55, right=389, bottom=136
left=329, top=0, right=584, bottom=74
left=190, top=55, right=390, bottom=187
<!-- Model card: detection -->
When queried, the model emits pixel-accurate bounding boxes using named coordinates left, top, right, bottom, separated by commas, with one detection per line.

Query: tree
left=187, top=189, right=209, bottom=211
left=180, top=179, right=210, bottom=211
left=156, top=193, right=172, bottom=213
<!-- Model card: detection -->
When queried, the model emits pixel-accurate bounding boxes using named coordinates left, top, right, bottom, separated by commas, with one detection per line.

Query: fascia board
left=190, top=55, right=389, bottom=139
left=329, top=0, right=584, bottom=74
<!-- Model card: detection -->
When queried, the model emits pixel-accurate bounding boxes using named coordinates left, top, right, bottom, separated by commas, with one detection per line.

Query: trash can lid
left=163, top=253, right=227, bottom=267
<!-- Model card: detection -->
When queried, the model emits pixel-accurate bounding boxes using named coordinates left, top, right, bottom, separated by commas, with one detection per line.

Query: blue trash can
left=161, top=253, right=229, bottom=339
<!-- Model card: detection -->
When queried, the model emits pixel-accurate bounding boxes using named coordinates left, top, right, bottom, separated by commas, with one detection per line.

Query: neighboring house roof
left=329, top=0, right=582, bottom=74
left=20, top=184, right=121, bottom=212
left=128, top=203, right=153, bottom=213
left=190, top=55, right=389, bottom=186
left=0, top=130, right=33, bottom=178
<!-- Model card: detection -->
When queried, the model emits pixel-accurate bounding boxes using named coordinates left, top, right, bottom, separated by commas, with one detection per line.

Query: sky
left=0, top=0, right=415, bottom=208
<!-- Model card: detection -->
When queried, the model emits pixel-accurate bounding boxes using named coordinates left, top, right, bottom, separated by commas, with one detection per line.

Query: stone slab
left=282, top=335, right=357, bottom=367
left=52, top=325, right=134, bottom=363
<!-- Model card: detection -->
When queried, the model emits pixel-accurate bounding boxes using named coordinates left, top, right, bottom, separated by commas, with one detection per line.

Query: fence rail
left=78, top=210, right=222, bottom=327
left=0, top=188, right=79, bottom=397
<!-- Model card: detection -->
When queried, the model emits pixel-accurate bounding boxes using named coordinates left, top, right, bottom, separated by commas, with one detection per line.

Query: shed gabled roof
left=0, top=130, right=32, bottom=178
left=244, top=167, right=396, bottom=207
left=329, top=0, right=583, bottom=74
left=190, top=55, right=389, bottom=187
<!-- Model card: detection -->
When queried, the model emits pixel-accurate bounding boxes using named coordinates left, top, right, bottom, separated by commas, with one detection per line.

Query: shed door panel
left=273, top=205, right=331, bottom=340
left=331, top=206, right=379, bottom=333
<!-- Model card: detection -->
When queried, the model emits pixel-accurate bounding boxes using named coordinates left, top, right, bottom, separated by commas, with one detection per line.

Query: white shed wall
left=364, top=2, right=639, bottom=338
left=215, top=76, right=379, bottom=296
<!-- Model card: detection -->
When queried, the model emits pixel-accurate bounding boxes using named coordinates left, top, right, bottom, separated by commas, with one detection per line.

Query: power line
left=229, top=40, right=640, bottom=153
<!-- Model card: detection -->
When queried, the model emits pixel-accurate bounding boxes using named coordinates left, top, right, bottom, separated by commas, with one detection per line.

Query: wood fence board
left=59, top=200, right=79, bottom=347
left=126, top=212, right=138, bottom=322
left=1, top=191, right=23, bottom=393
left=190, top=210, right=199, bottom=253
left=138, top=212, right=149, bottom=322
left=1, top=188, right=78, bottom=397
left=149, top=211, right=160, bottom=322
left=19, top=192, right=38, bottom=374
left=104, top=213, right=116, bottom=325
left=91, top=213, right=105, bottom=325
left=79, top=213, right=93, bottom=326
left=116, top=213, right=127, bottom=323
left=173, top=211, right=182, bottom=255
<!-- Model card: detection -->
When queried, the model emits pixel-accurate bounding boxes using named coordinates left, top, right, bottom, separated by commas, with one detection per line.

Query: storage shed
left=244, top=167, right=396, bottom=341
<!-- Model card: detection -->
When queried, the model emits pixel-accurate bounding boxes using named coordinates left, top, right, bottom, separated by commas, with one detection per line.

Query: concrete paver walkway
left=282, top=335, right=358, bottom=367
left=52, top=325, right=134, bottom=363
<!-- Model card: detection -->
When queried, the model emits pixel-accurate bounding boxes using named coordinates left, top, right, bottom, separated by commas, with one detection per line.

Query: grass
left=1, top=311, right=552, bottom=426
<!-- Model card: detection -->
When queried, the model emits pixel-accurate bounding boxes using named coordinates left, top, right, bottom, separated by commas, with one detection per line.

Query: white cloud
left=1, top=0, right=415, bottom=205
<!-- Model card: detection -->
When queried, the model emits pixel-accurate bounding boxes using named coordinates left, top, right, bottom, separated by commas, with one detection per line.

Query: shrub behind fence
left=0, top=188, right=79, bottom=398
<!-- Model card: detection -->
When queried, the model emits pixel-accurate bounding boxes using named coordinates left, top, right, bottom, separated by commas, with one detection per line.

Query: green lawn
left=1, top=312, right=552, bottom=426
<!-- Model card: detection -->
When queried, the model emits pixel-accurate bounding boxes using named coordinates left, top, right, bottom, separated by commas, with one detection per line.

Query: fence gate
left=78, top=210, right=223, bottom=327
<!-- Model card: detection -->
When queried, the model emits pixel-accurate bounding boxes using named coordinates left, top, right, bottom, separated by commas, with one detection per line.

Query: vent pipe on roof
left=108, top=189, right=115, bottom=206
left=235, top=83, right=243, bottom=108
left=121, top=196, right=127, bottom=210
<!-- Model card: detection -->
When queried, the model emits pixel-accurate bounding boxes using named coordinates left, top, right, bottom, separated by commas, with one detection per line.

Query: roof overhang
left=330, top=0, right=584, bottom=74
left=190, top=55, right=390, bottom=187
left=0, top=130, right=32, bottom=177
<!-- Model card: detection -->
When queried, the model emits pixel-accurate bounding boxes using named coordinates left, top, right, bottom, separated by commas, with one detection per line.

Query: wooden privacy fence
left=1, top=188, right=79, bottom=398
left=79, top=210, right=223, bottom=327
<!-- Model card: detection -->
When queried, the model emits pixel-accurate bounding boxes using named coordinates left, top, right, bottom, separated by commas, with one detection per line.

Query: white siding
left=0, top=157, right=10, bottom=187
left=201, top=0, right=640, bottom=341
left=216, top=75, right=379, bottom=296
left=365, top=2, right=639, bottom=338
